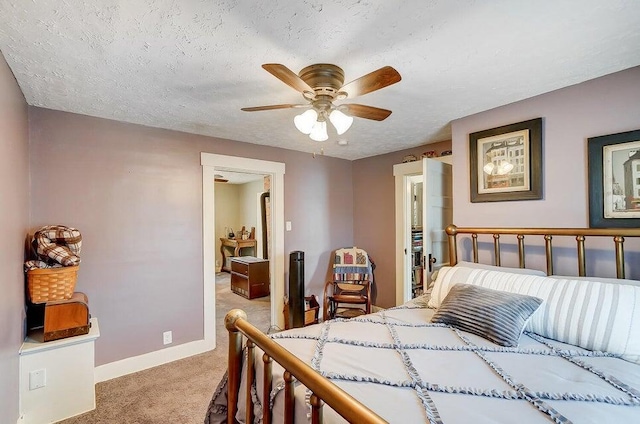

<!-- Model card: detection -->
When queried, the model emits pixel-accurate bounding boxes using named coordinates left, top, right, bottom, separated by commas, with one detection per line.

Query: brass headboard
left=446, top=224, right=640, bottom=279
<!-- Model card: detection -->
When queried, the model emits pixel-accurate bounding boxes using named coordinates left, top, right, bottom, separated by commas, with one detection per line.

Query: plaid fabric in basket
left=31, top=225, right=82, bottom=267
left=24, top=260, right=63, bottom=271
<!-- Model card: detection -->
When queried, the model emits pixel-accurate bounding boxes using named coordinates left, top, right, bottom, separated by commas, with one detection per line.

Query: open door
left=394, top=157, right=452, bottom=304
left=421, top=158, right=453, bottom=290
left=393, top=160, right=421, bottom=305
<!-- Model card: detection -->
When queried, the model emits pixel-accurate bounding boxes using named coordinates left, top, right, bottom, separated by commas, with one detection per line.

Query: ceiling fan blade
left=343, top=104, right=392, bottom=121
left=262, top=64, right=315, bottom=96
left=340, top=66, right=401, bottom=99
left=241, top=104, right=306, bottom=112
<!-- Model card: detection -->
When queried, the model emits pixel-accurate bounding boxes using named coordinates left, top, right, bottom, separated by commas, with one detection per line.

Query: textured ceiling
left=1, top=1, right=639, bottom=160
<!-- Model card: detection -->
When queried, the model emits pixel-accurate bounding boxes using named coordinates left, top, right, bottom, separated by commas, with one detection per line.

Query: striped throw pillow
left=429, top=266, right=640, bottom=363
left=431, top=284, right=543, bottom=347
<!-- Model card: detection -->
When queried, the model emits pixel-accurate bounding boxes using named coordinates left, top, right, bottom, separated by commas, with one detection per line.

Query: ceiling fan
left=241, top=63, right=401, bottom=141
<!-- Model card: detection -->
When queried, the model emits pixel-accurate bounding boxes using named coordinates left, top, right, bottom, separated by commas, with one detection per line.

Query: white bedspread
left=206, top=299, right=640, bottom=423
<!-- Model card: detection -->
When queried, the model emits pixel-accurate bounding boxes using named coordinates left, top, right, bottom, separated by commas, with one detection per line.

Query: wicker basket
left=26, top=265, right=79, bottom=303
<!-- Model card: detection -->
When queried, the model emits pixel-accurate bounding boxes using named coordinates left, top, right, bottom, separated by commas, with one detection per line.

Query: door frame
left=393, top=160, right=423, bottom=305
left=202, top=153, right=286, bottom=348
left=394, top=157, right=453, bottom=305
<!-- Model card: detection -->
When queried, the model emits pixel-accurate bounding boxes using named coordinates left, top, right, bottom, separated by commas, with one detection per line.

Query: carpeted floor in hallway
left=60, top=272, right=271, bottom=424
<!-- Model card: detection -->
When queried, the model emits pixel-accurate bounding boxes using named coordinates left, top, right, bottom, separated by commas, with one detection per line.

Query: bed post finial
left=446, top=225, right=459, bottom=266
left=225, top=309, right=248, bottom=331
left=226, top=309, right=248, bottom=424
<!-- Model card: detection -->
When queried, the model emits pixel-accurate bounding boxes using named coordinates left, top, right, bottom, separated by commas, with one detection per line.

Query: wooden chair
left=323, top=247, right=375, bottom=321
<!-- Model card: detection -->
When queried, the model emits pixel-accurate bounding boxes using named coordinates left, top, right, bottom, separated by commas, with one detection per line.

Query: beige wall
left=352, top=140, right=452, bottom=308
left=238, top=179, right=263, bottom=238
left=0, top=51, right=29, bottom=422
left=28, top=107, right=355, bottom=365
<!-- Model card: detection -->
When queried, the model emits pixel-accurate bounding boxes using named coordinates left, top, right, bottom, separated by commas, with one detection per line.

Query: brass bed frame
left=224, top=225, right=640, bottom=424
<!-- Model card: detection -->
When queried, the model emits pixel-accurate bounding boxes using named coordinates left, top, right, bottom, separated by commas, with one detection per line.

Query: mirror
left=409, top=177, right=423, bottom=298
left=411, top=179, right=423, bottom=229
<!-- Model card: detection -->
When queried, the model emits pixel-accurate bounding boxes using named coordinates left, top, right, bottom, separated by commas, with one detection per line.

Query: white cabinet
left=19, top=318, right=100, bottom=424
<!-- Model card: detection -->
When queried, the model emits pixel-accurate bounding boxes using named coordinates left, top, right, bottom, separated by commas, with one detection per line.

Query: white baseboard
left=372, top=305, right=385, bottom=313
left=94, top=338, right=215, bottom=383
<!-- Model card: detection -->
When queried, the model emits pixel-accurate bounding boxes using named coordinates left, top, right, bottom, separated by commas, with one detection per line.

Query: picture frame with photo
left=588, top=129, right=640, bottom=228
left=469, top=118, right=543, bottom=203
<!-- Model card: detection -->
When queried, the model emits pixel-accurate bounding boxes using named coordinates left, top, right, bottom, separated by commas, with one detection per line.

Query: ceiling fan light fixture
left=243, top=63, right=402, bottom=143
left=329, top=109, right=354, bottom=135
left=309, top=119, right=328, bottom=142
left=294, top=109, right=318, bottom=134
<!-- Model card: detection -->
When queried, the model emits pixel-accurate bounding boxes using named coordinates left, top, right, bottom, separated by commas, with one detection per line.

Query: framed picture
left=588, top=129, right=640, bottom=228
left=469, top=118, right=543, bottom=202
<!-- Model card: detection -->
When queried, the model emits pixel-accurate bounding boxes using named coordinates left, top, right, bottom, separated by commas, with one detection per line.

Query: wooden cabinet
left=220, top=238, right=257, bottom=272
left=231, top=256, right=270, bottom=299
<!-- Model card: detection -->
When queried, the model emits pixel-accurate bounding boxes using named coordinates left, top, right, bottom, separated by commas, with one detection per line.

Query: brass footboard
left=446, top=224, right=640, bottom=278
left=225, top=310, right=386, bottom=424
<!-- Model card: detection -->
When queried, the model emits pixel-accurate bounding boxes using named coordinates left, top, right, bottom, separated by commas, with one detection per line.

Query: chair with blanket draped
left=323, top=247, right=375, bottom=321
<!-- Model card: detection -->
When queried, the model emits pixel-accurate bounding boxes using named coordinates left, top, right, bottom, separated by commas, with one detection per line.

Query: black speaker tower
left=288, top=251, right=305, bottom=328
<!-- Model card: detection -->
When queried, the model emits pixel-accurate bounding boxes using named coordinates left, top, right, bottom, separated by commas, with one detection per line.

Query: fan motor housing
left=299, top=64, right=345, bottom=98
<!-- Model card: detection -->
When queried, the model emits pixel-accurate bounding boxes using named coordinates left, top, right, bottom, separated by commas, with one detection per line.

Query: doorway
left=214, top=171, right=271, bottom=339
left=201, top=153, right=285, bottom=351
left=393, top=157, right=453, bottom=305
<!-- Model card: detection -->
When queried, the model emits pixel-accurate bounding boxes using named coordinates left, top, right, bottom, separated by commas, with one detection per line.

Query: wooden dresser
left=230, top=256, right=270, bottom=299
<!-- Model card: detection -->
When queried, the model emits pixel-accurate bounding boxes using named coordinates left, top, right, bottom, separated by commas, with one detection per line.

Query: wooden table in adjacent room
left=220, top=238, right=257, bottom=272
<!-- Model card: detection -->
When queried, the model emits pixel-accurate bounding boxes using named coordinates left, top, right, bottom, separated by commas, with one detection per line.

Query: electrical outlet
left=163, top=331, right=172, bottom=345
left=29, top=369, right=46, bottom=390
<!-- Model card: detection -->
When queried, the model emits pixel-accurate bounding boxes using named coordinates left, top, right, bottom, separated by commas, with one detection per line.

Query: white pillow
left=548, top=274, right=640, bottom=287
left=428, top=262, right=545, bottom=290
left=429, top=266, right=640, bottom=363
left=455, top=261, right=547, bottom=276
left=429, top=266, right=528, bottom=308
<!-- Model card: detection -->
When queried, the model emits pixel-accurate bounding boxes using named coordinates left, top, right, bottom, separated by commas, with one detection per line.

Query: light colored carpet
left=60, top=273, right=271, bottom=424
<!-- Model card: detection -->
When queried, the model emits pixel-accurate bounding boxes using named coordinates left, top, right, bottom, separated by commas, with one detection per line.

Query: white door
left=422, top=158, right=453, bottom=290
left=393, top=161, right=422, bottom=305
